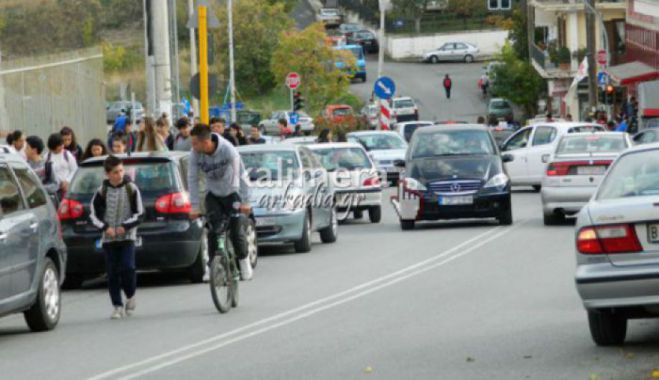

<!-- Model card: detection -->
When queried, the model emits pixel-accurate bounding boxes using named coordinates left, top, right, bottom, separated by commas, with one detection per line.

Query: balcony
left=530, top=43, right=576, bottom=79
left=531, top=0, right=625, bottom=11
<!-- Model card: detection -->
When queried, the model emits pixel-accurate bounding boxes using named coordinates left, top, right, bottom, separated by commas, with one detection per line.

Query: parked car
left=239, top=144, right=337, bottom=252
left=307, top=143, right=382, bottom=223
left=347, top=131, right=408, bottom=183
left=259, top=110, right=314, bottom=136
left=335, top=44, right=367, bottom=82
left=60, top=152, right=258, bottom=287
left=500, top=122, right=606, bottom=189
left=338, top=23, right=362, bottom=37
left=389, top=96, right=419, bottom=124
left=541, top=132, right=631, bottom=225
left=361, top=103, right=379, bottom=129
left=0, top=153, right=67, bottom=331
left=422, top=42, right=479, bottom=63
left=0, top=145, right=12, bottom=153
left=347, top=30, right=379, bottom=54
left=391, top=124, right=513, bottom=230
left=632, top=128, right=659, bottom=145
left=487, top=98, right=514, bottom=120
left=574, top=142, right=659, bottom=346
left=106, top=101, right=145, bottom=124
left=393, top=121, right=434, bottom=142
left=236, top=110, right=262, bottom=135
left=322, top=104, right=355, bottom=124
left=318, top=8, right=342, bottom=27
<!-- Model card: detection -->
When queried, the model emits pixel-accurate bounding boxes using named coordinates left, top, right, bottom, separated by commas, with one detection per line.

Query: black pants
left=205, top=192, right=248, bottom=261
left=104, top=242, right=136, bottom=307
left=445, top=87, right=451, bottom=99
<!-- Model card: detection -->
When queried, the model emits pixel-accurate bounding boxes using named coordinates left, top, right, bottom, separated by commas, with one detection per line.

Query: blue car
left=334, top=44, right=367, bottom=82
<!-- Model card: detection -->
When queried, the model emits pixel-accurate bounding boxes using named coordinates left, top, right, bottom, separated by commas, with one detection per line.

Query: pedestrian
left=292, top=125, right=303, bottom=137
left=60, top=126, right=83, bottom=162
left=25, top=136, right=60, bottom=199
left=565, top=114, right=573, bottom=122
left=9, top=130, right=26, bottom=159
left=111, top=132, right=129, bottom=155
left=173, top=117, right=193, bottom=151
left=443, top=74, right=453, bottom=99
left=89, top=155, right=144, bottom=320
left=477, top=116, right=486, bottom=124
left=546, top=112, right=554, bottom=122
left=317, top=128, right=332, bottom=143
left=81, top=139, right=108, bottom=161
left=156, top=117, right=175, bottom=150
left=336, top=131, right=347, bottom=142
left=248, top=125, right=266, bottom=144
left=278, top=119, right=292, bottom=141
left=606, top=120, right=616, bottom=131
left=230, top=123, right=248, bottom=146
left=210, top=117, right=226, bottom=135
left=113, top=110, right=128, bottom=133
left=479, top=73, right=489, bottom=96
left=46, top=132, right=78, bottom=198
left=615, top=116, right=629, bottom=132
left=136, top=117, right=168, bottom=152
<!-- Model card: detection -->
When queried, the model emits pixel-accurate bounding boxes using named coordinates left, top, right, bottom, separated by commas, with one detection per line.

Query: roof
left=605, top=61, right=659, bottom=86
left=559, top=131, right=627, bottom=138
left=305, top=142, right=364, bottom=150
left=638, top=80, right=659, bottom=117
left=416, top=124, right=488, bottom=134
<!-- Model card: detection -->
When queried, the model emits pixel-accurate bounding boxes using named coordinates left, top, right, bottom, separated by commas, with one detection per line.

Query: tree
left=391, top=0, right=430, bottom=34
left=447, top=0, right=487, bottom=17
left=271, top=23, right=354, bottom=114
left=506, top=8, right=529, bottom=61
left=490, top=43, right=545, bottom=117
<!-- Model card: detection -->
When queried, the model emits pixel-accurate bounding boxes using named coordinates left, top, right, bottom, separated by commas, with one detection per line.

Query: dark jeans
left=104, top=242, right=136, bottom=307
left=445, top=87, right=451, bottom=99
left=205, top=192, right=248, bottom=261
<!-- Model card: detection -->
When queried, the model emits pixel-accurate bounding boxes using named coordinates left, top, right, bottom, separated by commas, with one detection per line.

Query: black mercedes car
left=391, top=125, right=514, bottom=230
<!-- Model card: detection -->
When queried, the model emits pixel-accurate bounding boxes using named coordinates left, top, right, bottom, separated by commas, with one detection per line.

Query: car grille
left=428, top=180, right=482, bottom=194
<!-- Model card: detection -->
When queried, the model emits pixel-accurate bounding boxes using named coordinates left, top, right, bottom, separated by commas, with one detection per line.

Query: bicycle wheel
left=225, top=237, right=239, bottom=308
left=209, top=256, right=232, bottom=313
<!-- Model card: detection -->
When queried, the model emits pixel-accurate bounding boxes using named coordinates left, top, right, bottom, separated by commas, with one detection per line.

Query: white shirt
left=47, top=150, right=78, bottom=183
left=9, top=145, right=27, bottom=160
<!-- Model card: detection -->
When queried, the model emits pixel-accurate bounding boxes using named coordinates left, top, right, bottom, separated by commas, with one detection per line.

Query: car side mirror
left=541, top=154, right=550, bottom=164
left=394, top=159, right=406, bottom=168
left=501, top=153, right=514, bottom=163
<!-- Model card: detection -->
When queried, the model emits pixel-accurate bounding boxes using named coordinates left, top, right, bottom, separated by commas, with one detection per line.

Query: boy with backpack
left=25, top=136, right=60, bottom=200
left=89, top=156, right=144, bottom=319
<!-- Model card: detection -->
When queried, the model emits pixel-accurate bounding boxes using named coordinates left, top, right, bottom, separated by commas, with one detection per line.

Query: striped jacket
left=89, top=178, right=144, bottom=245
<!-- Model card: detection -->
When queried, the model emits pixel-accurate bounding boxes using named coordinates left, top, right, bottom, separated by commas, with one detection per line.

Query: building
left=529, top=0, right=627, bottom=118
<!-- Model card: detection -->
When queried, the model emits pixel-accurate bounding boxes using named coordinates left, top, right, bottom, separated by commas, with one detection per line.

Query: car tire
left=543, top=212, right=564, bottom=226
left=24, top=258, right=61, bottom=332
left=400, top=220, right=415, bottom=230
left=497, top=207, right=513, bottom=226
left=245, top=218, right=258, bottom=269
left=294, top=213, right=312, bottom=253
left=319, top=209, right=338, bottom=244
left=61, top=274, right=84, bottom=290
left=588, top=310, right=627, bottom=346
left=430, top=55, right=439, bottom=64
left=532, top=185, right=541, bottom=192
left=189, top=228, right=208, bottom=284
left=464, top=55, right=474, bottom=63
left=369, top=206, right=382, bottom=223
left=353, top=210, right=364, bottom=219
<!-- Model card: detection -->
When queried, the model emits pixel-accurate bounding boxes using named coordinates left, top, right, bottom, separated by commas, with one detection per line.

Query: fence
left=387, top=14, right=492, bottom=35
left=0, top=48, right=106, bottom=146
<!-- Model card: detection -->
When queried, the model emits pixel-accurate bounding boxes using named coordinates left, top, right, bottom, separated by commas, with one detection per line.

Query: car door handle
left=29, top=222, right=39, bottom=232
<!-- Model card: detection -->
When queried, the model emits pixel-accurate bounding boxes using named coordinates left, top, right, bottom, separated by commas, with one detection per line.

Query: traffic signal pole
left=198, top=4, right=209, bottom=124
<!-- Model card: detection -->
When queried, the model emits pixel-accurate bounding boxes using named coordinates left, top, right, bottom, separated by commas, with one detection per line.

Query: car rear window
left=491, top=100, right=510, bottom=109
left=568, top=125, right=605, bottom=133
left=69, top=162, right=178, bottom=197
left=311, top=148, right=372, bottom=171
left=394, top=99, right=415, bottom=108
left=556, top=135, right=628, bottom=155
left=597, top=150, right=659, bottom=199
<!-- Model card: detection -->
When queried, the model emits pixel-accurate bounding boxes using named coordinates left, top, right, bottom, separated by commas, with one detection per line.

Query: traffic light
left=605, top=85, right=615, bottom=105
left=293, top=91, right=304, bottom=111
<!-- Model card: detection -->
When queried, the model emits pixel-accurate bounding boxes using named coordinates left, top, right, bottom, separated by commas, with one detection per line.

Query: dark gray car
left=0, top=153, right=67, bottom=331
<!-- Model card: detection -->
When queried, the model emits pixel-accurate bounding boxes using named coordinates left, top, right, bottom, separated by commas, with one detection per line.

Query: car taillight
left=155, top=192, right=192, bottom=214
left=546, top=162, right=572, bottom=176
left=577, top=224, right=642, bottom=254
left=58, top=199, right=84, bottom=221
left=546, top=160, right=612, bottom=176
left=363, top=176, right=381, bottom=187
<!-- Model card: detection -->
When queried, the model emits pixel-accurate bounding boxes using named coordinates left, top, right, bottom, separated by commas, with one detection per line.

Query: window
left=412, top=130, right=495, bottom=158
left=502, top=128, right=531, bottom=151
left=312, top=148, right=373, bottom=171
left=597, top=151, right=659, bottom=199
left=298, top=149, right=315, bottom=169
left=532, top=126, right=557, bottom=146
left=0, top=166, right=24, bottom=217
left=455, top=43, right=467, bottom=49
left=13, top=167, right=47, bottom=209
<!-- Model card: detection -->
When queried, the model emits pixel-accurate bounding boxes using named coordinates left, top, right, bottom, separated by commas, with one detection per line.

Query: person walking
left=443, top=74, right=453, bottom=99
left=479, top=73, right=489, bottom=97
left=46, top=133, right=78, bottom=198
left=230, top=123, right=249, bottom=146
left=25, top=136, right=60, bottom=199
left=89, top=155, right=144, bottom=319
left=248, top=125, right=266, bottom=144
left=156, top=117, right=175, bottom=150
left=60, top=127, right=83, bottom=162
left=81, top=139, right=108, bottom=161
left=136, top=117, right=168, bottom=152
left=173, top=117, right=193, bottom=151
left=317, top=128, right=332, bottom=143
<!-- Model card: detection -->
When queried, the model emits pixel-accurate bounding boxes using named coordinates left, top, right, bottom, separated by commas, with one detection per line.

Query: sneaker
left=111, top=307, right=124, bottom=320
left=125, top=297, right=136, bottom=316
left=239, top=258, right=253, bottom=281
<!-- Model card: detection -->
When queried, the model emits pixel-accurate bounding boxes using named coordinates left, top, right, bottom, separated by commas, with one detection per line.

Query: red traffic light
left=606, top=85, right=614, bottom=94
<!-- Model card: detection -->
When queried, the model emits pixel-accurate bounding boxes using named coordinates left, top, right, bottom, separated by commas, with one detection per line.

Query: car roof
left=526, top=122, right=605, bottom=130
left=392, top=96, right=413, bottom=101
left=489, top=98, right=508, bottom=102
left=560, top=131, right=627, bottom=138
left=238, top=144, right=300, bottom=153
left=79, top=151, right=188, bottom=166
left=415, top=124, right=489, bottom=134
left=395, top=121, right=434, bottom=127
left=619, top=141, right=659, bottom=155
left=306, top=142, right=365, bottom=150
left=348, top=131, right=399, bottom=136
left=0, top=152, right=27, bottom=165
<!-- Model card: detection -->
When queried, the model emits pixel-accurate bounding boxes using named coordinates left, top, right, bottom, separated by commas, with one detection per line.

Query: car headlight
left=484, top=173, right=509, bottom=189
left=403, top=178, right=427, bottom=192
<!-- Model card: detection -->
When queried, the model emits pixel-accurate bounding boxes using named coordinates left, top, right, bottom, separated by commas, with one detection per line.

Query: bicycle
left=208, top=215, right=240, bottom=314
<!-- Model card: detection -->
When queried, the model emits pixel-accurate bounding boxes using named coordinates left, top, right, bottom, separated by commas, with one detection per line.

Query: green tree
left=506, top=8, right=528, bottom=61
left=490, top=43, right=545, bottom=117
left=391, top=0, right=430, bottom=34
left=271, top=23, right=354, bottom=114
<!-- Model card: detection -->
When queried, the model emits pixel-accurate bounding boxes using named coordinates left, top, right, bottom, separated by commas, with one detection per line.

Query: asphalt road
left=1, top=187, right=658, bottom=379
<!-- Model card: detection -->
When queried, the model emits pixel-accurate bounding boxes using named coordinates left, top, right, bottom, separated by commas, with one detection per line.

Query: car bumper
left=541, top=185, right=596, bottom=215
left=393, top=191, right=511, bottom=221
left=576, top=263, right=659, bottom=310
left=253, top=209, right=306, bottom=243
left=335, top=188, right=382, bottom=210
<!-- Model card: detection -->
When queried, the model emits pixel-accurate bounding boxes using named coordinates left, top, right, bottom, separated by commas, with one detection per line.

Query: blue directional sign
left=597, top=72, right=609, bottom=86
left=289, top=112, right=299, bottom=125
left=374, top=76, right=396, bottom=100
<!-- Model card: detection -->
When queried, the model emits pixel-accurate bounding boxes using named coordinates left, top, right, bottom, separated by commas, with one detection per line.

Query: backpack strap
left=44, top=161, right=53, bottom=184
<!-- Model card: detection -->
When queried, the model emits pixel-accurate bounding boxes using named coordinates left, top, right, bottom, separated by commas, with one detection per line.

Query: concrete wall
left=384, top=29, right=508, bottom=60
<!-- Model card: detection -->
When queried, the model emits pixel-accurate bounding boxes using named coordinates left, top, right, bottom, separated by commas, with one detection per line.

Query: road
left=1, top=186, right=658, bottom=379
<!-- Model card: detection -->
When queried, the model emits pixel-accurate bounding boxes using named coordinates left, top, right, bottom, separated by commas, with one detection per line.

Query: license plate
left=649, top=224, right=659, bottom=243
left=577, top=166, right=606, bottom=175
left=256, top=217, right=276, bottom=227
left=439, top=195, right=473, bottom=206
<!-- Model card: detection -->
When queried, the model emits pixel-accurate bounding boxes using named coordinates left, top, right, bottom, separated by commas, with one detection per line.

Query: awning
left=638, top=80, right=659, bottom=117
left=605, top=61, right=659, bottom=86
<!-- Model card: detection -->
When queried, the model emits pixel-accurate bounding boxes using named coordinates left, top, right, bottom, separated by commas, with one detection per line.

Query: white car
left=500, top=122, right=606, bottom=189
left=361, top=103, right=379, bottom=129
left=541, top=132, right=631, bottom=225
left=318, top=8, right=342, bottom=26
left=307, top=143, right=382, bottom=223
left=259, top=110, right=315, bottom=136
left=389, top=97, right=419, bottom=124
left=0, top=145, right=12, bottom=154
left=283, top=136, right=318, bottom=145
left=393, top=121, right=434, bottom=143
left=422, top=42, right=479, bottom=64
left=347, top=131, right=408, bottom=184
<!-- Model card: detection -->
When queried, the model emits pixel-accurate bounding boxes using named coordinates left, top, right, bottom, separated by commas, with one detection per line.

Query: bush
left=313, top=114, right=369, bottom=137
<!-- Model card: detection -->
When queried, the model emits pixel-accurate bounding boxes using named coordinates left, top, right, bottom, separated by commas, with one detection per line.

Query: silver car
left=259, top=110, right=315, bottom=136
left=0, top=153, right=67, bottom=331
left=422, top=42, right=479, bottom=63
left=238, top=144, right=338, bottom=253
left=632, top=128, right=659, bottom=145
left=541, top=132, right=631, bottom=225
left=347, top=131, right=408, bottom=184
left=575, top=142, right=659, bottom=346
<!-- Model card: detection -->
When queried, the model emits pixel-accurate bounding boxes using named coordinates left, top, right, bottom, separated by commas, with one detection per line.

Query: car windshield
left=556, top=135, right=627, bottom=155
left=352, top=134, right=406, bottom=150
left=69, top=162, right=177, bottom=197
left=312, top=148, right=372, bottom=171
left=348, top=47, right=363, bottom=60
left=333, top=108, right=352, bottom=116
left=597, top=150, right=659, bottom=199
left=242, top=151, right=300, bottom=180
left=394, top=99, right=415, bottom=108
left=491, top=100, right=510, bottom=109
left=321, top=9, right=337, bottom=15
left=412, top=130, right=495, bottom=158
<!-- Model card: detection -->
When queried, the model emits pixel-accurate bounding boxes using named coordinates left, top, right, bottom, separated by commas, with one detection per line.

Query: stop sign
left=597, top=50, right=607, bottom=65
left=286, top=72, right=301, bottom=89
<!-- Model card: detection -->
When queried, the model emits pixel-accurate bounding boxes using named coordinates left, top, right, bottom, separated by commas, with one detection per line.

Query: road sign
left=597, top=50, right=607, bottom=66
left=190, top=73, right=218, bottom=100
left=373, top=76, right=396, bottom=100
left=286, top=72, right=301, bottom=89
left=289, top=112, right=299, bottom=125
left=597, top=72, right=609, bottom=86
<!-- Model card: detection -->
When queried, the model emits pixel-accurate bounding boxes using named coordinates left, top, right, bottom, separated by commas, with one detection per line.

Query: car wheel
left=464, top=55, right=474, bottom=63
left=532, top=185, right=541, bottom=192
left=294, top=212, right=312, bottom=253
left=497, top=207, right=513, bottom=225
left=400, top=220, right=415, bottom=230
left=369, top=206, right=382, bottom=223
left=245, top=218, right=258, bottom=268
left=24, top=258, right=61, bottom=332
left=61, top=274, right=84, bottom=290
left=430, top=55, right=439, bottom=64
left=353, top=210, right=364, bottom=219
left=543, top=212, right=565, bottom=226
left=320, top=208, right=338, bottom=244
left=588, top=310, right=627, bottom=346
left=189, top=228, right=208, bottom=283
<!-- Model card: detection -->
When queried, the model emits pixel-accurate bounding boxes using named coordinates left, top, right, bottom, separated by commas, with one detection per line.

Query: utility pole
left=188, top=0, right=200, bottom=117
left=377, top=0, right=387, bottom=79
left=585, top=0, right=597, bottom=114
left=228, top=0, right=237, bottom=123
left=151, top=0, right=173, bottom=118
